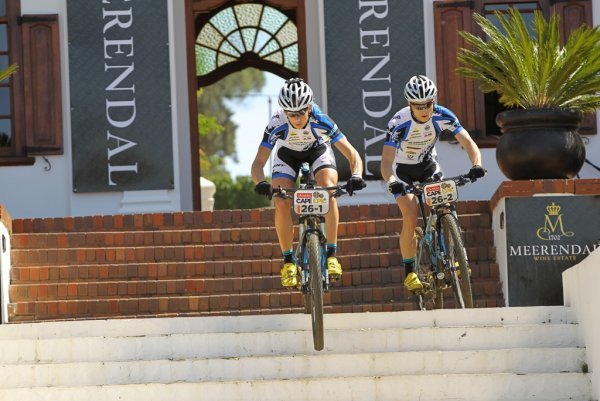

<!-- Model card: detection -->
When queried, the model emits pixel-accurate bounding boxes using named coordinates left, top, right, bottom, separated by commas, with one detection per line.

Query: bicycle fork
left=436, top=210, right=469, bottom=285
left=295, top=219, right=330, bottom=293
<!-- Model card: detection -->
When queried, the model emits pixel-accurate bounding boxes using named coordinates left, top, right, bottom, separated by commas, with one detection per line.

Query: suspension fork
left=296, top=216, right=329, bottom=290
left=435, top=206, right=458, bottom=274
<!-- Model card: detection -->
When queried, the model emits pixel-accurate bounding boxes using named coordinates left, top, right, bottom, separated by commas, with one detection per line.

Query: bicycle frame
left=416, top=195, right=457, bottom=286
left=295, top=212, right=329, bottom=292
left=272, top=162, right=348, bottom=350
left=408, top=174, right=475, bottom=310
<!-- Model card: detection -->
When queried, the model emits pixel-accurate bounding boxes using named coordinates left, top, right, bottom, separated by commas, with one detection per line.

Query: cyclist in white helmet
left=252, top=78, right=366, bottom=287
left=381, top=75, right=486, bottom=291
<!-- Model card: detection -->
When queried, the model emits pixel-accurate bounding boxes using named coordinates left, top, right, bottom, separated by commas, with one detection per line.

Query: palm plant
left=457, top=8, right=600, bottom=114
left=0, top=64, right=18, bottom=81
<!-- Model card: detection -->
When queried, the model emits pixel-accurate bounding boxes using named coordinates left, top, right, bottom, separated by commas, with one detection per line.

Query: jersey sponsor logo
left=296, top=192, right=312, bottom=199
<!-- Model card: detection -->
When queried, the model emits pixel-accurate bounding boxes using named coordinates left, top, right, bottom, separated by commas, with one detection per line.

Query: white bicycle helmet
left=278, top=78, right=313, bottom=111
left=404, top=75, right=437, bottom=103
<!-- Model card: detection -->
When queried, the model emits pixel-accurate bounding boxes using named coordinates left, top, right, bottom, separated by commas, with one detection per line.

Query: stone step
left=0, top=348, right=586, bottom=387
left=0, top=373, right=588, bottom=401
left=0, top=306, right=590, bottom=400
left=0, top=306, right=576, bottom=338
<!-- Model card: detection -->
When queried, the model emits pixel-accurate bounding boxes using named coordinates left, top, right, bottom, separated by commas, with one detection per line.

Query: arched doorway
left=185, top=0, right=307, bottom=209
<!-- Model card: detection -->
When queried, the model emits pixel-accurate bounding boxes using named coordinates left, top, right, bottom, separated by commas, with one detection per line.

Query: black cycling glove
left=388, top=181, right=406, bottom=196
left=254, top=181, right=272, bottom=198
left=468, top=165, right=486, bottom=180
left=346, top=174, right=366, bottom=196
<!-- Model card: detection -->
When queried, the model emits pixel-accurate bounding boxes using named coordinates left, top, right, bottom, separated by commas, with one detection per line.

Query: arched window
left=196, top=3, right=298, bottom=86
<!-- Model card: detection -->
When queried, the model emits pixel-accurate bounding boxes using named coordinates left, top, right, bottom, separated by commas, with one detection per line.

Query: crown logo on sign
left=546, top=203, right=561, bottom=216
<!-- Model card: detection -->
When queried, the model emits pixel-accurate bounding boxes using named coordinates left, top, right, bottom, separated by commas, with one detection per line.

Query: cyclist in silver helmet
left=252, top=78, right=366, bottom=287
left=381, top=75, right=485, bottom=291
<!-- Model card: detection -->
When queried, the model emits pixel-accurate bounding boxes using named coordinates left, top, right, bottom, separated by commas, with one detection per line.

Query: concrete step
left=0, top=373, right=590, bottom=401
left=0, top=306, right=590, bottom=400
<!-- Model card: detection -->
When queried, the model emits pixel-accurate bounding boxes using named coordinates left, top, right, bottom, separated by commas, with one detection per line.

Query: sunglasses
left=410, top=101, right=434, bottom=111
left=284, top=108, right=309, bottom=118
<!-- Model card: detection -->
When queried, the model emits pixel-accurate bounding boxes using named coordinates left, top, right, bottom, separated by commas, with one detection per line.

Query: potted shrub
left=456, top=8, right=600, bottom=180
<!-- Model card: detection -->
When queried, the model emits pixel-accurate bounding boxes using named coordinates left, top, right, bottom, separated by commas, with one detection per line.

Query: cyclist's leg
left=312, top=145, right=341, bottom=279
left=272, top=147, right=301, bottom=286
left=396, top=194, right=419, bottom=253
left=393, top=163, right=426, bottom=290
left=272, top=176, right=295, bottom=251
left=314, top=167, right=338, bottom=243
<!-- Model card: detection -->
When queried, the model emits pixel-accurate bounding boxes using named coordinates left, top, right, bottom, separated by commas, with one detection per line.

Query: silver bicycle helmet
left=278, top=78, right=313, bottom=111
left=404, top=75, right=437, bottom=103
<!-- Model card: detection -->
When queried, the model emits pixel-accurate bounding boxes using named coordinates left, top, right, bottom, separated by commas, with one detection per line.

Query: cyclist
left=380, top=75, right=485, bottom=291
left=252, top=78, right=366, bottom=287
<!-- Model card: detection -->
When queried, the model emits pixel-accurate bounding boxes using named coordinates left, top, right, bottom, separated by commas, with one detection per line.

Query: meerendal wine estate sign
left=505, top=196, right=600, bottom=306
left=68, top=0, right=174, bottom=192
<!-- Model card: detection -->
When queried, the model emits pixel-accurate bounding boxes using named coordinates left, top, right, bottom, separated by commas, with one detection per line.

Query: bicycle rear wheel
left=440, top=214, right=473, bottom=308
left=307, top=233, right=324, bottom=350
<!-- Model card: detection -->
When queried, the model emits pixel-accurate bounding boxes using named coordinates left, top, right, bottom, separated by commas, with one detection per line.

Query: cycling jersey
left=384, top=104, right=463, bottom=165
left=260, top=103, right=345, bottom=152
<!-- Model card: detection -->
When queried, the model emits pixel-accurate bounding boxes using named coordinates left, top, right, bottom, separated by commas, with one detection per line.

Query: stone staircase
left=0, top=305, right=591, bottom=400
left=7, top=202, right=501, bottom=322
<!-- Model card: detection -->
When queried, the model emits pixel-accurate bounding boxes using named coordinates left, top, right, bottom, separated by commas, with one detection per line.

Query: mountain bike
left=406, top=172, right=480, bottom=310
left=272, top=163, right=354, bottom=351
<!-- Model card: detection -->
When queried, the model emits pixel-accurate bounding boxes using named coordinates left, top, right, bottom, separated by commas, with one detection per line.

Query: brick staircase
left=7, top=202, right=503, bottom=322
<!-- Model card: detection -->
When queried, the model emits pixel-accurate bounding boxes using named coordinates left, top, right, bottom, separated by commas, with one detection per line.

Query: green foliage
left=197, top=68, right=267, bottom=209
left=0, top=64, right=17, bottom=81
left=197, top=67, right=265, bottom=179
left=211, top=175, right=270, bottom=210
left=457, top=9, right=600, bottom=112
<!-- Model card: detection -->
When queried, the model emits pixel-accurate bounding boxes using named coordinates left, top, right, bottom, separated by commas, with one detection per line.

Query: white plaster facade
left=0, top=0, right=597, bottom=218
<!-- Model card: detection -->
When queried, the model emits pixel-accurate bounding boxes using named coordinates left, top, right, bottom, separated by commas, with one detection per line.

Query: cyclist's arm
left=455, top=129, right=482, bottom=167
left=333, top=136, right=363, bottom=176
left=251, top=145, right=272, bottom=183
left=380, top=145, right=396, bottom=182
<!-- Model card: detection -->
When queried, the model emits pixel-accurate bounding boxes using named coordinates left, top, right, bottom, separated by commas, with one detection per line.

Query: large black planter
left=495, top=109, right=586, bottom=180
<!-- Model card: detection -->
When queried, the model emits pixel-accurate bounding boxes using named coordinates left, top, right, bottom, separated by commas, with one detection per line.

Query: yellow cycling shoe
left=404, top=272, right=423, bottom=291
left=280, top=262, right=299, bottom=287
left=327, top=257, right=342, bottom=281
left=455, top=262, right=472, bottom=279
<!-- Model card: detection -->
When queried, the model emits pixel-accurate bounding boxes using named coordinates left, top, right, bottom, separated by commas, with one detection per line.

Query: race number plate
left=294, top=190, right=330, bottom=215
left=423, top=180, right=458, bottom=207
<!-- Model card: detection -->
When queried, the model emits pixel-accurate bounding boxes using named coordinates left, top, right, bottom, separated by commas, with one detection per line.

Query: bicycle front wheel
left=307, top=233, right=324, bottom=350
left=440, top=214, right=473, bottom=308
left=414, top=227, right=443, bottom=310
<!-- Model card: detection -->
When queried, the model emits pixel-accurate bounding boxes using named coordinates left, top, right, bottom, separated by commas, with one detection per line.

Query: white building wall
left=0, top=0, right=193, bottom=219
left=0, top=0, right=597, bottom=218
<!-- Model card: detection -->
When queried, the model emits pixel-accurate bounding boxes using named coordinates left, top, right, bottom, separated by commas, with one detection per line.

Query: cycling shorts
left=272, top=143, right=337, bottom=181
left=393, top=158, right=443, bottom=186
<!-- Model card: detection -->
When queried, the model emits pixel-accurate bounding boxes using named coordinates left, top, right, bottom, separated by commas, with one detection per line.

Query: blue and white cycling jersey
left=384, top=104, right=464, bottom=165
left=260, top=103, right=345, bottom=152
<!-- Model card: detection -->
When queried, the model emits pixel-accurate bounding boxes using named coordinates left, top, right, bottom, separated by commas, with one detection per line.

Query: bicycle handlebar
left=403, top=172, right=477, bottom=196
left=272, top=184, right=349, bottom=199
